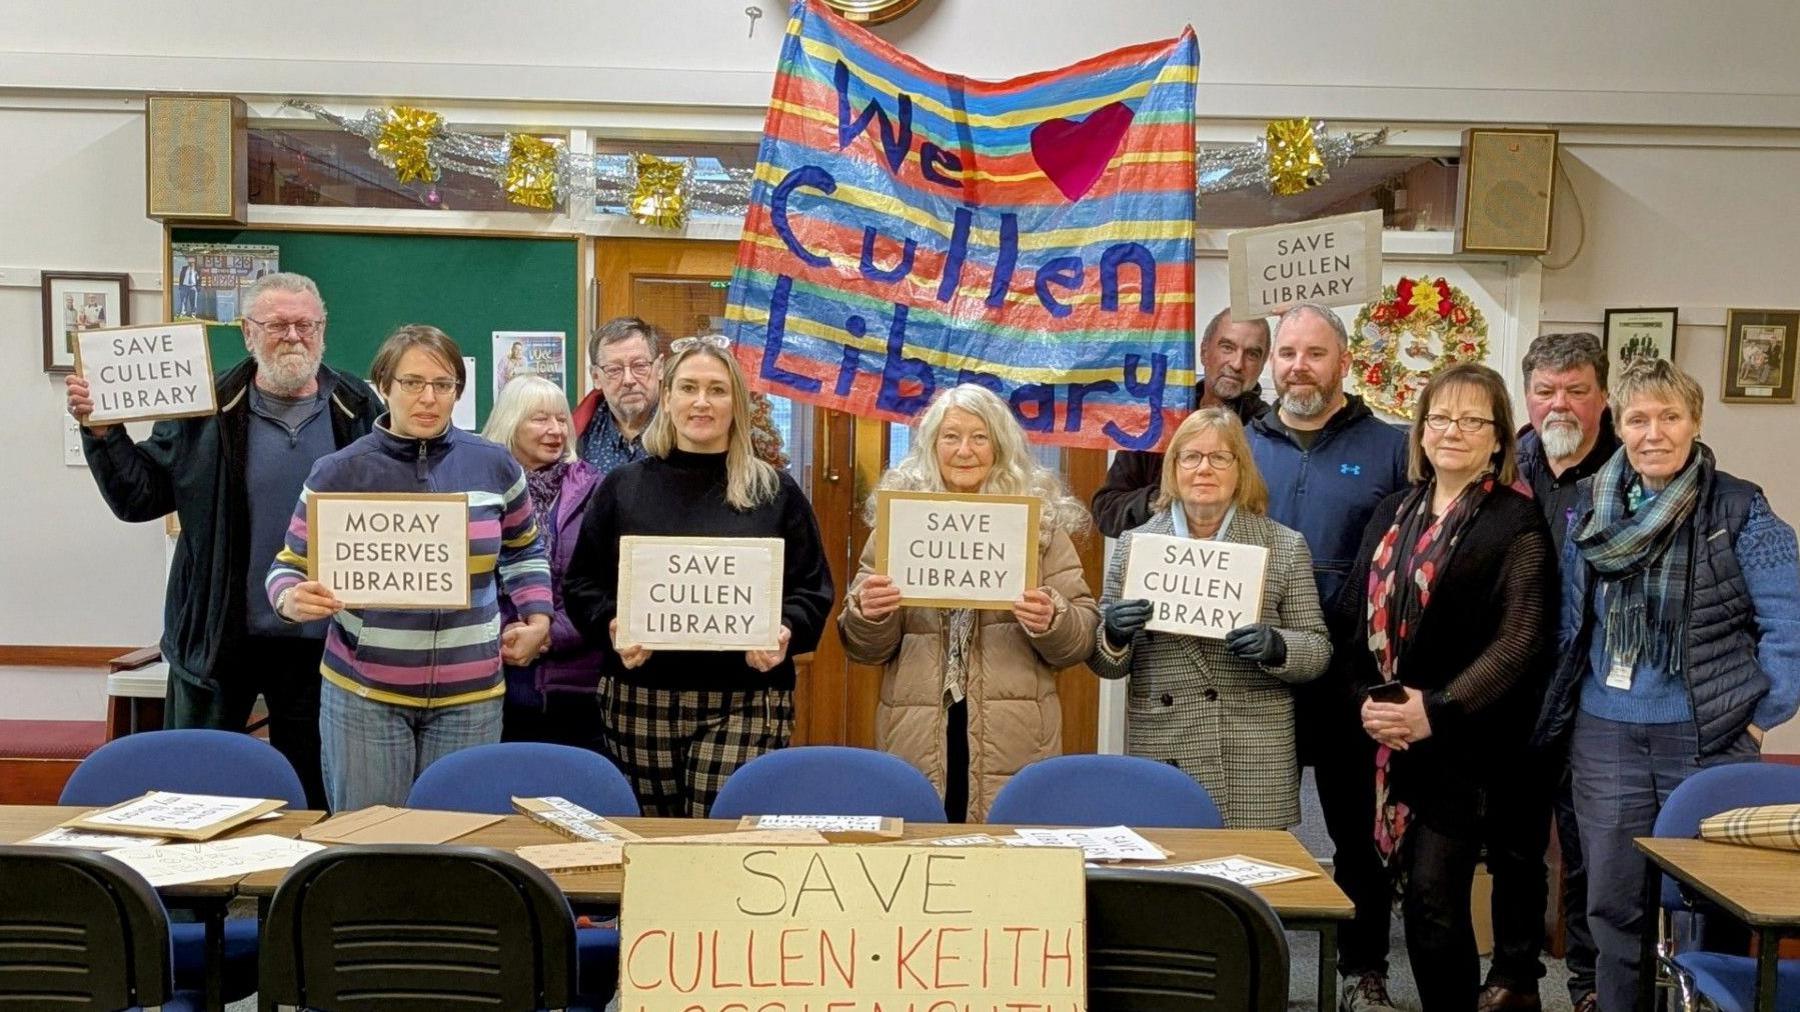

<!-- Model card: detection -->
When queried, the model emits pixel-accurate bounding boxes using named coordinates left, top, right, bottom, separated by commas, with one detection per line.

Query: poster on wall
left=1603, top=307, right=1679, bottom=370
left=169, top=243, right=281, bottom=323
left=492, top=331, right=566, bottom=400
left=1722, top=309, right=1799, bottom=404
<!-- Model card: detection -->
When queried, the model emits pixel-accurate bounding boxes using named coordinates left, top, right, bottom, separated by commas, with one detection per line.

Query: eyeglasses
left=1423, top=414, right=1494, bottom=433
left=598, top=360, right=657, bottom=381
left=392, top=376, right=458, bottom=396
left=670, top=334, right=731, bottom=353
left=1176, top=450, right=1237, bottom=470
left=245, top=317, right=324, bottom=338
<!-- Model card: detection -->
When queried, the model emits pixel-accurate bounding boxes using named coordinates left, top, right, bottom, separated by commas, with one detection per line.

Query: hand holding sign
left=745, top=624, right=792, bottom=673
left=607, top=619, right=654, bottom=669
left=1012, top=587, right=1056, bottom=634
left=855, top=573, right=903, bottom=620
left=282, top=581, right=344, bottom=622
left=63, top=374, right=110, bottom=435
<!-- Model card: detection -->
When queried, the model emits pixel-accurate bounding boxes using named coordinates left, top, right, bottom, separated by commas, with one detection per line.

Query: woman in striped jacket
left=267, top=324, right=553, bottom=811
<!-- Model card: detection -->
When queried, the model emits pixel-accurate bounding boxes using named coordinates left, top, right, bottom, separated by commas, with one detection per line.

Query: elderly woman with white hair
left=839, top=384, right=1100, bottom=822
left=480, top=375, right=607, bottom=750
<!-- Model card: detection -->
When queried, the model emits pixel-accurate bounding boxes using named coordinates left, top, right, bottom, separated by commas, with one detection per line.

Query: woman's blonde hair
left=1153, top=408, right=1269, bottom=516
left=481, top=375, right=574, bottom=464
left=1610, top=357, right=1705, bottom=427
left=643, top=342, right=781, bottom=511
left=866, top=383, right=1090, bottom=541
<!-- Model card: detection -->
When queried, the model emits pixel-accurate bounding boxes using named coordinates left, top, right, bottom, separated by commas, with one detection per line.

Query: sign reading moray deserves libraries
left=619, top=842, right=1087, bottom=1012
left=875, top=491, right=1041, bottom=610
left=306, top=493, right=470, bottom=609
left=616, top=536, right=785, bottom=651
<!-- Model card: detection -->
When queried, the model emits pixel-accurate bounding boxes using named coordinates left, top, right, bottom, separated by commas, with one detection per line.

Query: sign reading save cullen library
left=75, top=323, right=216, bottom=425
left=615, top=536, right=785, bottom=651
left=1227, top=209, right=1383, bottom=320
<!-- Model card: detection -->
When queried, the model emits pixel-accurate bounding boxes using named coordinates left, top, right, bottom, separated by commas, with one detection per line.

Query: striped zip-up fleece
left=266, top=418, right=553, bottom=708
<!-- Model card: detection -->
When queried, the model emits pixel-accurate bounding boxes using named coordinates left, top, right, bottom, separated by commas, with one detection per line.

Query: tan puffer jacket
left=838, top=528, right=1100, bottom=821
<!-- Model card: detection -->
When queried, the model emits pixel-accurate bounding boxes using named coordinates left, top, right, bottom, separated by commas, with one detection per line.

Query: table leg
left=1317, top=923, right=1339, bottom=1012
left=1756, top=928, right=1779, bottom=1012
left=1636, top=861, right=1660, bottom=1012
left=204, top=901, right=225, bottom=1012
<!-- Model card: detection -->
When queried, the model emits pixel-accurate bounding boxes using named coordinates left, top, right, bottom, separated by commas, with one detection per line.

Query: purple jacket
left=502, top=459, right=605, bottom=706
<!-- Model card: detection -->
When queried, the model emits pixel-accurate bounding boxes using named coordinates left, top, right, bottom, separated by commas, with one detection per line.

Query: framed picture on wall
left=1603, top=307, right=1678, bottom=371
left=41, top=271, right=130, bottom=373
left=1722, top=308, right=1799, bottom=404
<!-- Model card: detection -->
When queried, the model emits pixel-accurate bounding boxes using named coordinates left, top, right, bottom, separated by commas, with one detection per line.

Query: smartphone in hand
left=1365, top=680, right=1408, bottom=704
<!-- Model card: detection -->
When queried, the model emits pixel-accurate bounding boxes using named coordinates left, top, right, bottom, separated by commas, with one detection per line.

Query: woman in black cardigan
left=1333, top=363, right=1556, bottom=1012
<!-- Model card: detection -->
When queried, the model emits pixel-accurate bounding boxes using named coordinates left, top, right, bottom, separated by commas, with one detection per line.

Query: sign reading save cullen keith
left=1227, top=209, right=1383, bottom=320
left=616, top=536, right=784, bottom=651
left=75, top=322, right=217, bottom=425
left=306, top=493, right=470, bottom=609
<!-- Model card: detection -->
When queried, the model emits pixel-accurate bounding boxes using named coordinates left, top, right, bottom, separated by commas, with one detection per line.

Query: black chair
left=258, top=845, right=582, bottom=1012
left=1085, top=866, right=1289, bottom=1011
left=0, top=846, right=199, bottom=1011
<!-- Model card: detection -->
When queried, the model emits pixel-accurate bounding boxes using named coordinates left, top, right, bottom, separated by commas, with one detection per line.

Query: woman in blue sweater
left=1543, top=358, right=1800, bottom=1012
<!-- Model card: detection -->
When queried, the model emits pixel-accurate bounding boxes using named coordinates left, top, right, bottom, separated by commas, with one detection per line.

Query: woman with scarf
left=481, top=375, right=607, bottom=749
left=1538, top=358, right=1800, bottom=1012
left=838, top=384, right=1100, bottom=823
left=1335, top=362, right=1556, bottom=1011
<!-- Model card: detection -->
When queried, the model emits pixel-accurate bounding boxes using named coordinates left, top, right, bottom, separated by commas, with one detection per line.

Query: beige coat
left=839, top=528, right=1100, bottom=821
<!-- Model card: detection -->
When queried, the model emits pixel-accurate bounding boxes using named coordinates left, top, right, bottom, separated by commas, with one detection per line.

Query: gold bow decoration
left=374, top=106, right=444, bottom=185
left=629, top=153, right=693, bottom=230
left=1265, top=118, right=1327, bottom=196
left=503, top=134, right=561, bottom=210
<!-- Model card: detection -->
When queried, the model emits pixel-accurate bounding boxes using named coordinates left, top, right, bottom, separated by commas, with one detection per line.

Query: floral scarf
left=524, top=460, right=571, bottom=544
left=1364, top=474, right=1496, bottom=864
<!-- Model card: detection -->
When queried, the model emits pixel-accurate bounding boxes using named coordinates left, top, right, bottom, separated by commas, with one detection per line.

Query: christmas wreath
left=1349, top=276, right=1490, bottom=417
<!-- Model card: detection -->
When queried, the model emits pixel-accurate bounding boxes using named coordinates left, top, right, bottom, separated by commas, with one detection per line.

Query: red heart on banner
left=1029, top=101, right=1137, bottom=202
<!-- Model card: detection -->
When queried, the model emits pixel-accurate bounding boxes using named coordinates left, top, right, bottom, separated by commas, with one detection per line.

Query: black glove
left=1103, top=599, right=1154, bottom=645
left=1224, top=624, right=1287, bottom=666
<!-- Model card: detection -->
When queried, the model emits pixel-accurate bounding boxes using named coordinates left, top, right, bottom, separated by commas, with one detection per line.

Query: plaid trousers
left=599, top=680, right=793, bottom=818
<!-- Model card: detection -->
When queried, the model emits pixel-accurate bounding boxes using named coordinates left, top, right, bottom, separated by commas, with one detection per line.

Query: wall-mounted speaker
left=145, top=94, right=247, bottom=223
left=1456, top=127, right=1558, bottom=255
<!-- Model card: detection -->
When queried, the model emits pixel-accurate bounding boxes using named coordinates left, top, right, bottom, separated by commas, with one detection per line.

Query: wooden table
left=1635, top=837, right=1800, bottom=1012
left=237, top=815, right=1353, bottom=1010
left=2, top=805, right=324, bottom=1012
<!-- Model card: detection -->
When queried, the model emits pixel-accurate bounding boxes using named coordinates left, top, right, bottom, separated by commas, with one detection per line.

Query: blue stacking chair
left=59, top=728, right=310, bottom=1004
left=987, top=754, right=1224, bottom=828
left=709, top=746, right=948, bottom=822
left=406, top=742, right=640, bottom=816
left=404, top=742, right=638, bottom=1003
left=0, top=847, right=201, bottom=1011
left=1654, top=761, right=1800, bottom=1012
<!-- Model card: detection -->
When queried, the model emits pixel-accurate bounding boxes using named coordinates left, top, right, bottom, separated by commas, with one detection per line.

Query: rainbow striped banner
left=725, top=0, right=1199, bottom=451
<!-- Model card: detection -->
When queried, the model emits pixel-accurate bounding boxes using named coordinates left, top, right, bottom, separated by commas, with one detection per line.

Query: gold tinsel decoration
left=374, top=106, right=443, bottom=185
left=1265, top=117, right=1327, bottom=197
left=503, top=134, right=560, bottom=210
left=629, top=153, right=692, bottom=230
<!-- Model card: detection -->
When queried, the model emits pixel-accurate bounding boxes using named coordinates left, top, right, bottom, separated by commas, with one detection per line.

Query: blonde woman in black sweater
left=563, top=336, right=833, bottom=817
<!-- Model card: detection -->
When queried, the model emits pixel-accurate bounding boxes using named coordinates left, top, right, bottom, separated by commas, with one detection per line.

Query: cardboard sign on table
left=1122, top=531, right=1268, bottom=640
left=512, top=796, right=642, bottom=843
left=620, top=842, right=1085, bottom=1010
left=306, top=493, right=471, bottom=609
left=74, top=322, right=216, bottom=426
left=298, top=806, right=500, bottom=845
left=1227, top=209, right=1383, bottom=320
left=735, top=814, right=904, bottom=842
left=62, top=791, right=287, bottom=842
left=875, top=490, right=1041, bottom=610
left=615, top=536, right=785, bottom=651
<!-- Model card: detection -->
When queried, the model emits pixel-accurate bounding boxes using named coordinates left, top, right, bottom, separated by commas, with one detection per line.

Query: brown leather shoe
left=1475, top=984, right=1543, bottom=1012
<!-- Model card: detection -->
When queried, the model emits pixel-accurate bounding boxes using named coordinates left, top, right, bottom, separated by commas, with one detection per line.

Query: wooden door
left=595, top=236, right=1103, bottom=753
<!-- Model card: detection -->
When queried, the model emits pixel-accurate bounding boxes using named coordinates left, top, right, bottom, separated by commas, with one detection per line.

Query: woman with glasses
left=1089, top=407, right=1330, bottom=828
left=839, top=384, right=1100, bottom=823
left=563, top=334, right=833, bottom=817
left=267, top=324, right=554, bottom=810
left=480, top=375, right=608, bottom=751
left=1333, top=362, right=1556, bottom=1010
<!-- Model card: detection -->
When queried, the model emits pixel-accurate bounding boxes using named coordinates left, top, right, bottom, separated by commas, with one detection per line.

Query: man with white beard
left=1247, top=302, right=1410, bottom=1012
left=1492, top=332, right=1617, bottom=1012
left=66, top=273, right=379, bottom=808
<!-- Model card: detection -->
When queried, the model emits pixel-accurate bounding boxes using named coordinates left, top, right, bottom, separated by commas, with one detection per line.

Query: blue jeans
left=319, top=679, right=503, bottom=811
left=1568, top=710, right=1756, bottom=1012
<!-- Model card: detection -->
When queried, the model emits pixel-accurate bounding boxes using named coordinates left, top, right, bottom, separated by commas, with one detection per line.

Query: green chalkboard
left=169, top=226, right=581, bottom=428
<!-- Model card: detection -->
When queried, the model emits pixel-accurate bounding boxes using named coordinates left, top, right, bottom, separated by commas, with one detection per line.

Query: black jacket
left=1332, top=485, right=1556, bottom=832
left=1091, top=380, right=1269, bottom=538
left=81, top=360, right=381, bottom=689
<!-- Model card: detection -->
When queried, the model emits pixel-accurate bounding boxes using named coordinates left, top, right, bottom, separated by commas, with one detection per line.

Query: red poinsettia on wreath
left=1392, top=276, right=1454, bottom=321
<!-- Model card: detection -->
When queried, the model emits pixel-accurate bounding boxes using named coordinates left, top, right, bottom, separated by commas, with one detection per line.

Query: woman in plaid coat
left=1089, top=408, right=1331, bottom=828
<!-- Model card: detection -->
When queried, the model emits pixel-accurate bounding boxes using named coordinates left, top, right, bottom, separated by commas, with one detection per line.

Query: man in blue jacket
left=1249, top=302, right=1409, bottom=1012
left=66, top=273, right=380, bottom=809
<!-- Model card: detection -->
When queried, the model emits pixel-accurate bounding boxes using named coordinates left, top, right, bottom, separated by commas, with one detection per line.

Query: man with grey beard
left=66, top=273, right=379, bottom=809
left=1248, top=302, right=1409, bottom=1012
left=1492, top=332, right=1616, bottom=1012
